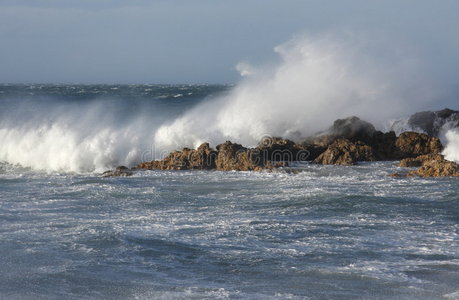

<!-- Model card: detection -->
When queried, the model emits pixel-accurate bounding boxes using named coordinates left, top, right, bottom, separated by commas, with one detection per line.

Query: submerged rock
left=102, top=166, right=133, bottom=177
left=313, top=139, right=376, bottom=166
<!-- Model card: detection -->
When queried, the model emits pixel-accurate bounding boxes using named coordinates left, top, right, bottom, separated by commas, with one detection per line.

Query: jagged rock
left=328, top=116, right=377, bottom=143
left=257, top=136, right=321, bottom=161
left=304, top=116, right=377, bottom=148
left=399, top=154, right=444, bottom=167
left=305, top=117, right=444, bottom=162
left=313, top=139, right=376, bottom=166
left=102, top=166, right=133, bottom=177
left=215, top=141, right=266, bottom=171
left=137, top=143, right=217, bottom=170
left=368, top=131, right=397, bottom=160
left=396, top=153, right=459, bottom=177
left=407, top=108, right=459, bottom=137
left=394, top=132, right=443, bottom=159
left=408, top=158, right=459, bottom=177
left=302, top=134, right=335, bottom=148
left=137, top=141, right=288, bottom=172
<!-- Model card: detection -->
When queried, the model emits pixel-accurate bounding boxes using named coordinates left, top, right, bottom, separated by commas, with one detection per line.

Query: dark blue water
left=0, top=85, right=459, bottom=299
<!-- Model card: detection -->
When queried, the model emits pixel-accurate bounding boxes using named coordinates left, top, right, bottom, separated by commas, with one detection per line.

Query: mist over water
left=0, top=85, right=226, bottom=172
left=0, top=33, right=457, bottom=172
left=155, top=33, right=446, bottom=151
left=443, top=129, right=459, bottom=162
left=1, top=30, right=459, bottom=299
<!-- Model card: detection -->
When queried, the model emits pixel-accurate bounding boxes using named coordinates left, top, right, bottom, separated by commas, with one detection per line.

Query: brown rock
left=313, top=139, right=376, bottom=166
left=408, top=159, right=459, bottom=177
left=397, top=153, right=459, bottom=177
left=216, top=141, right=265, bottom=171
left=369, top=131, right=397, bottom=160
left=257, top=136, right=321, bottom=161
left=137, top=142, right=217, bottom=170
left=399, top=154, right=444, bottom=167
left=137, top=140, right=292, bottom=172
left=394, top=132, right=442, bottom=159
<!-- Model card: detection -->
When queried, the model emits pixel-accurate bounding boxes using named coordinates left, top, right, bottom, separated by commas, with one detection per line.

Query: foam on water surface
left=1, top=162, right=458, bottom=298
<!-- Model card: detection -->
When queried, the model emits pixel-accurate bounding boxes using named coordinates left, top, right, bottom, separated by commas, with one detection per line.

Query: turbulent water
left=1, top=162, right=459, bottom=299
left=0, top=84, right=230, bottom=172
left=1, top=84, right=459, bottom=299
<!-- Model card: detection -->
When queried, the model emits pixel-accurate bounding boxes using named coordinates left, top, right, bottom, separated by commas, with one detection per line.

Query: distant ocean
left=1, top=84, right=459, bottom=299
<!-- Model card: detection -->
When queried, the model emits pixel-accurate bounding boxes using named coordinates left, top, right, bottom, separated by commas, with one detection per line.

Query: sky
left=1, top=0, right=459, bottom=84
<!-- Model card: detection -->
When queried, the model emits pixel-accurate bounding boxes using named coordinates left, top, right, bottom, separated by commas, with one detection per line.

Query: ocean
left=1, top=84, right=459, bottom=299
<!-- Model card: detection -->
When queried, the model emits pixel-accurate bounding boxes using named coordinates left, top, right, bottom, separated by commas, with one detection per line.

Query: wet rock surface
left=215, top=141, right=265, bottom=171
left=313, top=139, right=376, bottom=166
left=137, top=142, right=217, bottom=170
left=126, top=109, right=457, bottom=175
left=102, top=166, right=133, bottom=177
left=394, top=132, right=442, bottom=159
left=395, top=154, right=459, bottom=177
left=407, top=108, right=459, bottom=137
left=399, top=154, right=444, bottom=168
left=408, top=158, right=459, bottom=177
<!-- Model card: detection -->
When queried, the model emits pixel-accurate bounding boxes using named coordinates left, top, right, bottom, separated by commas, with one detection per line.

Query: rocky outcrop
left=394, top=153, right=459, bottom=177
left=313, top=139, right=376, bottom=166
left=257, top=136, right=322, bottom=161
left=215, top=141, right=266, bottom=171
left=407, top=157, right=459, bottom=177
left=399, top=154, right=444, bottom=167
left=304, top=116, right=377, bottom=147
left=368, top=131, right=397, bottom=160
left=136, top=141, right=288, bottom=172
left=394, top=132, right=442, bottom=159
left=310, top=127, right=442, bottom=166
left=115, top=112, right=455, bottom=173
left=137, top=142, right=217, bottom=170
left=328, top=116, right=377, bottom=144
left=406, top=108, right=459, bottom=137
left=305, top=116, right=444, bottom=162
left=102, top=166, right=133, bottom=177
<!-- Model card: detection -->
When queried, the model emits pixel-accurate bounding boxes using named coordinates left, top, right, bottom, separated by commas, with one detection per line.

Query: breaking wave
left=443, top=129, right=459, bottom=162
left=0, top=33, right=456, bottom=172
left=154, top=33, right=440, bottom=151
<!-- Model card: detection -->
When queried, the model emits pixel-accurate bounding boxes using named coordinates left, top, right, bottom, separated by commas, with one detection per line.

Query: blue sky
left=1, top=0, right=459, bottom=84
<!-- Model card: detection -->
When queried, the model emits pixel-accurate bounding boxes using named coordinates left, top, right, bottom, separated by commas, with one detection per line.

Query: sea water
left=0, top=85, right=458, bottom=299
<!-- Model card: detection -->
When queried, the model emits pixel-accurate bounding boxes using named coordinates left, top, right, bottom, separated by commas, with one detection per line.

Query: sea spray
left=155, top=33, right=438, bottom=152
left=443, top=129, right=459, bottom=162
left=0, top=96, right=180, bottom=173
left=0, top=34, right=453, bottom=173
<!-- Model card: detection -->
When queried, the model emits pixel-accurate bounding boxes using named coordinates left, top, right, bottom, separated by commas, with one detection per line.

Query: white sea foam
left=0, top=33, right=452, bottom=173
left=155, top=33, right=438, bottom=151
left=443, top=129, right=459, bottom=162
left=0, top=99, right=159, bottom=173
